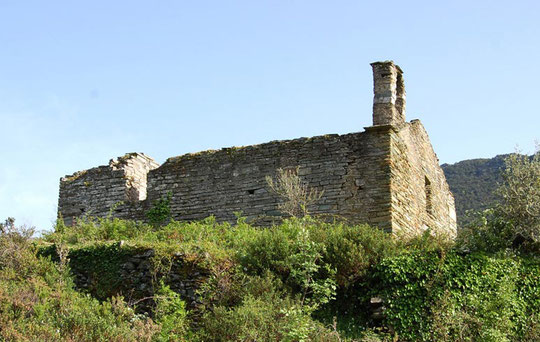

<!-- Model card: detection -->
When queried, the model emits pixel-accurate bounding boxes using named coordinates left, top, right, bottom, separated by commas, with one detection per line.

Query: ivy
left=374, top=251, right=539, bottom=341
left=146, top=191, right=172, bottom=227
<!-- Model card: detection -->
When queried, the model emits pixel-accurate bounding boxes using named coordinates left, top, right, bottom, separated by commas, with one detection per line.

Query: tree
left=456, top=148, right=540, bottom=253
left=497, top=149, right=540, bottom=243
left=266, top=167, right=323, bottom=218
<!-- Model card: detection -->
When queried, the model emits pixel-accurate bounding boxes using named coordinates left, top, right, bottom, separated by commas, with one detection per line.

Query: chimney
left=371, top=61, right=406, bottom=126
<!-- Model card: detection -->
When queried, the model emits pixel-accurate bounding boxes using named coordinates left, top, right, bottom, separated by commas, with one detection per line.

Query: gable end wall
left=389, top=121, right=457, bottom=236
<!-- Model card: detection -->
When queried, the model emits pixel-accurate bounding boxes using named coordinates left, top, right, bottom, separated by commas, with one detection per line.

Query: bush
left=456, top=208, right=515, bottom=253
left=0, top=218, right=159, bottom=341
left=153, top=282, right=189, bottom=341
left=375, top=251, right=539, bottom=341
left=310, top=220, right=403, bottom=288
left=15, top=213, right=540, bottom=341
left=197, top=272, right=341, bottom=342
left=239, top=217, right=400, bottom=289
left=49, top=216, right=154, bottom=245
left=266, top=167, right=323, bottom=217
left=146, top=192, right=173, bottom=227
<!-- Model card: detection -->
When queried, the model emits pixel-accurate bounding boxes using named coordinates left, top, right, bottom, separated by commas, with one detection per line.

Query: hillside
left=2, top=215, right=538, bottom=342
left=441, top=154, right=507, bottom=226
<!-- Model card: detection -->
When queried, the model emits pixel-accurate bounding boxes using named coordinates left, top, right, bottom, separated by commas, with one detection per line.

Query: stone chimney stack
left=371, top=61, right=406, bottom=126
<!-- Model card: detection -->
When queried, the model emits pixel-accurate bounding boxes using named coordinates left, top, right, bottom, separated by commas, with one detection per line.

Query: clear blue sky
left=1, top=1, right=539, bottom=231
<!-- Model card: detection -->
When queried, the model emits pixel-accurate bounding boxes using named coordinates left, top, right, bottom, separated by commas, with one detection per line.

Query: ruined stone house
left=58, top=61, right=457, bottom=236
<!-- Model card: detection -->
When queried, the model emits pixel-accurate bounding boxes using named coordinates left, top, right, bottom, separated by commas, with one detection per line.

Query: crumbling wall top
left=109, top=152, right=159, bottom=171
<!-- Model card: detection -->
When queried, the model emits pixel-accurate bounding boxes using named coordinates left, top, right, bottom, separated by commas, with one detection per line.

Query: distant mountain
left=441, top=155, right=508, bottom=226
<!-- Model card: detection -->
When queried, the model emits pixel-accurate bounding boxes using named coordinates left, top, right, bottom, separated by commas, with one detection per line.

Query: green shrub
left=0, top=219, right=159, bottom=341
left=456, top=208, right=515, bottom=253
left=197, top=272, right=340, bottom=342
left=20, top=214, right=540, bottom=341
left=238, top=217, right=399, bottom=290
left=375, top=251, right=538, bottom=341
left=146, top=191, right=173, bottom=226
left=48, top=216, right=154, bottom=245
left=309, top=220, right=402, bottom=288
left=236, top=218, right=338, bottom=308
left=153, top=282, right=190, bottom=341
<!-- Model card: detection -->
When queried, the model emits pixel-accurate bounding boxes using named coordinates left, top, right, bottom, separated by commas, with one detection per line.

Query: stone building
left=58, top=61, right=457, bottom=236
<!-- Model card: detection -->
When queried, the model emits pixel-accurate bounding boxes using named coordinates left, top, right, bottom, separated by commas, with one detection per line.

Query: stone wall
left=58, top=61, right=457, bottom=236
left=389, top=121, right=457, bottom=236
left=52, top=245, right=206, bottom=313
left=58, top=153, right=159, bottom=225
left=146, top=130, right=393, bottom=230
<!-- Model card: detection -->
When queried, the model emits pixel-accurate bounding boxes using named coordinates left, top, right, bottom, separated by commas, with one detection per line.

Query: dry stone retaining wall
left=65, top=246, right=205, bottom=313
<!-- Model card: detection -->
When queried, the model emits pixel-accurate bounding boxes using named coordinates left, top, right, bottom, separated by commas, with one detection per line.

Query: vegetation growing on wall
left=146, top=191, right=173, bottom=226
left=265, top=167, right=324, bottom=217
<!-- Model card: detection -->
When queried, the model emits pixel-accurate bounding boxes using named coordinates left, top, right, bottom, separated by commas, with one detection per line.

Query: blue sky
left=1, top=0, right=539, bottom=231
